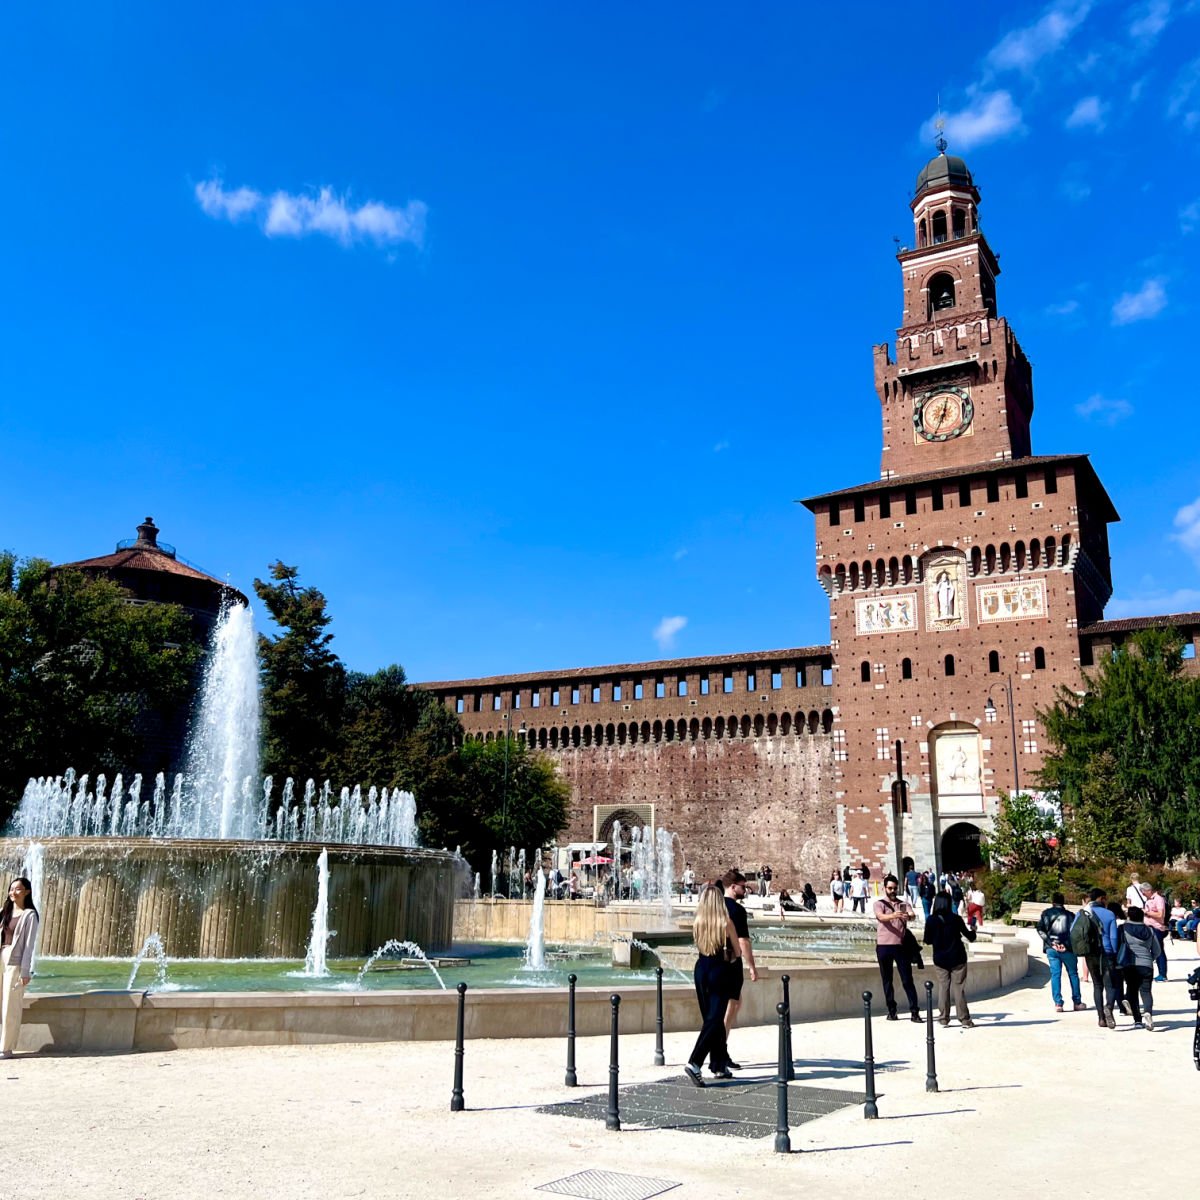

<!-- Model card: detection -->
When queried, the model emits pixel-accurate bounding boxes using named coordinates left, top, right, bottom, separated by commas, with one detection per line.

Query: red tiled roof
left=57, top=548, right=233, bottom=588
left=418, top=644, right=833, bottom=691
left=1081, top=612, right=1200, bottom=636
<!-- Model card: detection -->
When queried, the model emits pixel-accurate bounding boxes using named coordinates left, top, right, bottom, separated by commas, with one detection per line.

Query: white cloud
left=1065, top=95, right=1107, bottom=130
left=1060, top=175, right=1092, bottom=202
left=1045, top=298, right=1081, bottom=315
left=1181, top=199, right=1200, bottom=233
left=1107, top=586, right=1200, bottom=618
left=922, top=91, right=1023, bottom=151
left=1074, top=393, right=1132, bottom=423
left=1173, top=496, right=1200, bottom=562
left=194, top=177, right=427, bottom=249
left=652, top=616, right=687, bottom=652
left=985, top=1, right=1093, bottom=73
left=1111, top=277, right=1167, bottom=324
left=713, top=440, right=729, bottom=453
left=672, top=548, right=689, bottom=562
left=195, top=179, right=261, bottom=221
left=1167, top=56, right=1200, bottom=128
left=1129, top=0, right=1171, bottom=41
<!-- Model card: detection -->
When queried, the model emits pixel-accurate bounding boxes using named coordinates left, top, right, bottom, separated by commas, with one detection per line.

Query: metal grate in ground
left=535, top=1168, right=681, bottom=1200
left=537, top=1077, right=866, bottom=1139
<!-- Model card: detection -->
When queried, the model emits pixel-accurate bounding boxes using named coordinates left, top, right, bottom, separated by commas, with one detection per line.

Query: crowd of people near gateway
left=680, top=866, right=1199, bottom=1084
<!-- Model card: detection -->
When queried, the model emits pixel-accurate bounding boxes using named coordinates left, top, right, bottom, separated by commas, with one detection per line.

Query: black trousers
left=1121, top=965, right=1153, bottom=1021
left=689, top=954, right=730, bottom=1071
left=1085, top=952, right=1118, bottom=1012
left=876, top=943, right=919, bottom=1015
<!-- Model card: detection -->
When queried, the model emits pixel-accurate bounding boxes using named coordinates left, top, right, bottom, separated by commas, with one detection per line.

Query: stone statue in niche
left=924, top=551, right=967, bottom=630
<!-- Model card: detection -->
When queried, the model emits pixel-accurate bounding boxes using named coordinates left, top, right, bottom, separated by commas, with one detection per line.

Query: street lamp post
left=985, top=674, right=1020, bottom=798
left=501, top=712, right=526, bottom=850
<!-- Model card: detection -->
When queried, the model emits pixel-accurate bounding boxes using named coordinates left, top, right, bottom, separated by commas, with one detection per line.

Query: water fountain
left=523, top=867, right=547, bottom=971
left=0, top=602, right=461, bottom=963
left=302, top=848, right=332, bottom=977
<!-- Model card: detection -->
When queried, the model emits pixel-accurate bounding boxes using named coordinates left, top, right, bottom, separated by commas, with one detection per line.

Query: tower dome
left=915, top=149, right=973, bottom=197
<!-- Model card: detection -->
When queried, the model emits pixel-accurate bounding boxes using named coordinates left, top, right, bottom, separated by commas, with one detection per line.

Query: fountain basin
left=15, top=938, right=1030, bottom=1055
left=0, top=838, right=459, bottom=959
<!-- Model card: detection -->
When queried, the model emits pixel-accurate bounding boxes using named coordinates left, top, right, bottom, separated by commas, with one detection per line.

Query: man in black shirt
left=721, top=869, right=758, bottom=1069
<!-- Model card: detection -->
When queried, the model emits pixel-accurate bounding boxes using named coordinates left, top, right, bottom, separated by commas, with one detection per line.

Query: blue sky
left=2, top=1, right=1198, bottom=681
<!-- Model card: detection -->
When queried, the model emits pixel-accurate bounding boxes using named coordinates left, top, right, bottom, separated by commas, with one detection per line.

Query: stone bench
left=1010, top=901, right=1045, bottom=925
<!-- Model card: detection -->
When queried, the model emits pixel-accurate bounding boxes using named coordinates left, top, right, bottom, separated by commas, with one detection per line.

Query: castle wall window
left=986, top=477, right=999, bottom=503
left=571, top=687, right=580, bottom=704
left=612, top=684, right=621, bottom=701
left=474, top=694, right=483, bottom=712
left=655, top=680, right=665, bottom=699
left=988, top=650, right=1000, bottom=673
left=513, top=692, right=521, bottom=708
left=901, top=657, right=912, bottom=680
left=633, top=683, right=643, bottom=700
left=493, top=695, right=501, bottom=710
left=723, top=674, right=734, bottom=693
left=678, top=679, right=688, bottom=697
left=822, top=666, right=833, bottom=686
left=532, top=691, right=541, bottom=707
left=771, top=670, right=782, bottom=689
left=879, top=492, right=891, bottom=518
left=932, top=210, right=947, bottom=244
left=829, top=503, right=840, bottom=527
left=591, top=686, right=600, bottom=703
left=1015, top=473, right=1028, bottom=499
left=944, top=654, right=956, bottom=677
left=853, top=497, right=865, bottom=522
left=1045, top=470, right=1058, bottom=494
left=932, top=486, right=944, bottom=511
left=952, top=208, right=966, bottom=239
left=905, top=488, right=917, bottom=515
left=746, top=672, right=756, bottom=691
left=796, top=667, right=806, bottom=687
left=959, top=480, right=972, bottom=506
left=552, top=688, right=560, bottom=706
left=860, top=661, right=871, bottom=683
left=1034, top=647, right=1046, bottom=670
left=456, top=697, right=464, bottom=713
left=1182, top=643, right=1196, bottom=661
left=700, top=676, right=710, bottom=695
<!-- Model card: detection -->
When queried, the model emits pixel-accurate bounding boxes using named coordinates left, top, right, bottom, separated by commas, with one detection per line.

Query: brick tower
left=802, top=144, right=1119, bottom=877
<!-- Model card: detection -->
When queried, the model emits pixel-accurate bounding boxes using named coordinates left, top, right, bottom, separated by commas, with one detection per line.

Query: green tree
left=0, top=553, right=201, bottom=818
left=984, top=790, right=1061, bottom=872
left=1039, top=627, right=1200, bottom=862
left=254, top=562, right=346, bottom=781
left=420, top=736, right=570, bottom=863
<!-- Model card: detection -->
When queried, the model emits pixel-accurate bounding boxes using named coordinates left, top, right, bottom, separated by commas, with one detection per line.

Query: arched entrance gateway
left=941, top=822, right=984, bottom=873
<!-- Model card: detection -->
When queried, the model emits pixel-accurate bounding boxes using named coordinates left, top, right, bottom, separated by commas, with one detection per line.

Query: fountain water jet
left=523, top=867, right=547, bottom=971
left=354, top=939, right=446, bottom=990
left=302, top=848, right=332, bottom=977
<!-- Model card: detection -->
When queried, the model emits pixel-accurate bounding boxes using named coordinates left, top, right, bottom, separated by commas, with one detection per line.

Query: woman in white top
left=0, top=877, right=39, bottom=1058
left=830, top=870, right=844, bottom=913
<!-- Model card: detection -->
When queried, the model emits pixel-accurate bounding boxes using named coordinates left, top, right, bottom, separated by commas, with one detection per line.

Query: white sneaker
left=1143, top=1013, right=1154, bottom=1031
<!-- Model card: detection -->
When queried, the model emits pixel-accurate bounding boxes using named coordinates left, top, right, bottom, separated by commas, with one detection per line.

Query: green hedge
left=975, top=862, right=1200, bottom=921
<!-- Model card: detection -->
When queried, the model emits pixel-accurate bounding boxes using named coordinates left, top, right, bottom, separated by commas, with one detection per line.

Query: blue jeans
left=1047, top=946, right=1081, bottom=1006
left=1149, top=928, right=1167, bottom=977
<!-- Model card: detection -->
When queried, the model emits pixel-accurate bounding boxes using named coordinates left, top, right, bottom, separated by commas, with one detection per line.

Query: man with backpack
left=1038, top=893, right=1084, bottom=1012
left=1074, top=887, right=1119, bottom=1029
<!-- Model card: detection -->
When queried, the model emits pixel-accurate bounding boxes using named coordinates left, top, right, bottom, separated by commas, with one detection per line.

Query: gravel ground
left=15, top=931, right=1199, bottom=1199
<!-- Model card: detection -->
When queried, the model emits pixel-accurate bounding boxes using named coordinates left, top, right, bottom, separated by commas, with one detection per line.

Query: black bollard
left=924, top=979, right=939, bottom=1093
left=654, top=966, right=665, bottom=1066
left=450, top=981, right=467, bottom=1112
left=606, top=994, right=621, bottom=1131
left=862, top=990, right=879, bottom=1119
left=774, top=1001, right=792, bottom=1153
left=781, top=974, right=795, bottom=1082
left=565, top=973, right=578, bottom=1086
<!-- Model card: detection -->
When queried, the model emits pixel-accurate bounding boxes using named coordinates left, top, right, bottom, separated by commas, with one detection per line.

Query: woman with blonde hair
left=683, top=883, right=740, bottom=1086
left=0, top=877, right=39, bottom=1058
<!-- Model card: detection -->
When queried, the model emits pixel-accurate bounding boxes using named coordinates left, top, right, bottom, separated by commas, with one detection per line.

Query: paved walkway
left=15, top=932, right=1199, bottom=1199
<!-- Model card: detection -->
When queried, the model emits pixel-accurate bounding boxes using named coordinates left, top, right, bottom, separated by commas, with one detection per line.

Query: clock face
left=914, top=388, right=974, bottom=442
